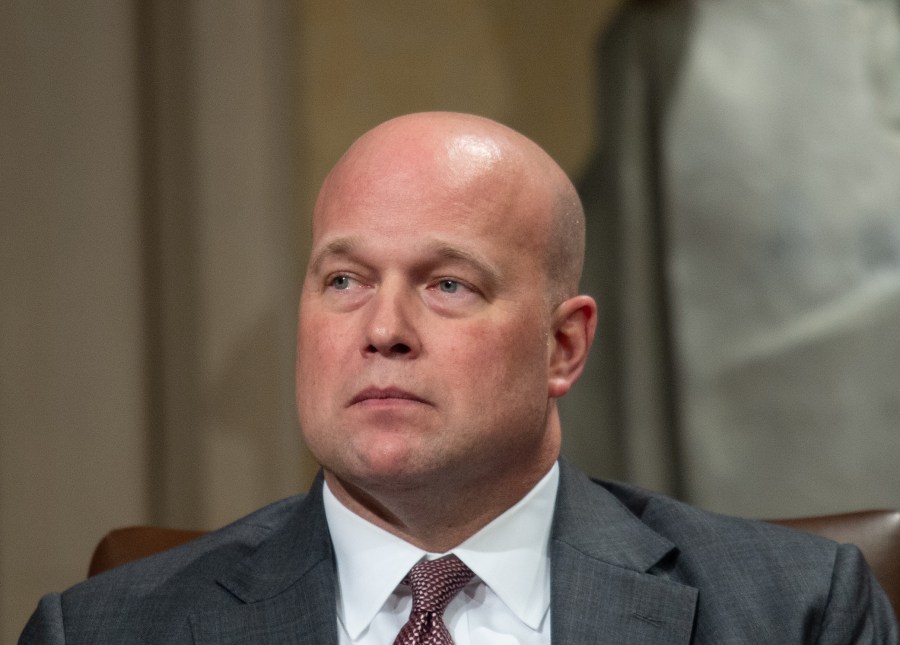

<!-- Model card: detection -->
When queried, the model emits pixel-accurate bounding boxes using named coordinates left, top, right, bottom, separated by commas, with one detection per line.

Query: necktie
left=393, top=555, right=474, bottom=645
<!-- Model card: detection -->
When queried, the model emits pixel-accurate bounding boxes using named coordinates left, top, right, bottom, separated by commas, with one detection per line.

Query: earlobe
left=547, top=295, right=597, bottom=398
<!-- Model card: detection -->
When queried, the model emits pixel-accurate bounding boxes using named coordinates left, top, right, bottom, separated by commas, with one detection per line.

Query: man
left=21, top=113, right=897, bottom=643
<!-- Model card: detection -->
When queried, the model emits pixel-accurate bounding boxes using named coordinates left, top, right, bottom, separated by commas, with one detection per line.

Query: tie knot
left=404, top=555, right=474, bottom=614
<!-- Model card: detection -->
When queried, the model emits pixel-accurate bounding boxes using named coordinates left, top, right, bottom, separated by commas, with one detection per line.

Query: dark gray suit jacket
left=20, top=460, right=898, bottom=643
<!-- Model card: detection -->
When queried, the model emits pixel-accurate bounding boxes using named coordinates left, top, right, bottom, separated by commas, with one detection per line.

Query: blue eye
left=331, top=275, right=351, bottom=290
left=438, top=280, right=460, bottom=294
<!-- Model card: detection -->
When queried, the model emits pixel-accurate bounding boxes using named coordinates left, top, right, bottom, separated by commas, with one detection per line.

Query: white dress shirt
left=323, top=463, right=559, bottom=645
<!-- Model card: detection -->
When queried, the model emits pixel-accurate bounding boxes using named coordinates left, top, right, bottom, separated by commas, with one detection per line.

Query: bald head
left=313, top=112, right=585, bottom=307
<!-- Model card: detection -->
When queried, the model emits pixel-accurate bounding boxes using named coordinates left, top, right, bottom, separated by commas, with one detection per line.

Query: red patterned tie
left=393, top=555, right=474, bottom=645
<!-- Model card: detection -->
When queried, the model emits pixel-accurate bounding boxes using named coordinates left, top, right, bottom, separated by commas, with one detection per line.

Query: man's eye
left=438, top=279, right=461, bottom=294
left=330, top=275, right=352, bottom=290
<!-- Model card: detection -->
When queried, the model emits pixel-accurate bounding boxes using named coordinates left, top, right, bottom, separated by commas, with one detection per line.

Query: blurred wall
left=1, top=1, right=309, bottom=639
left=573, top=0, right=900, bottom=517
left=2, top=2, right=149, bottom=639
left=0, top=1, right=620, bottom=640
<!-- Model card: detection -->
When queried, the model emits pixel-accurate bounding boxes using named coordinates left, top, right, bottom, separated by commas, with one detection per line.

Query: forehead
left=310, top=189, right=550, bottom=293
left=312, top=134, right=552, bottom=255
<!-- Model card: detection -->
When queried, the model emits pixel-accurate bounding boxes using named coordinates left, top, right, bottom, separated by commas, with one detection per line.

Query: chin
left=324, top=440, right=417, bottom=479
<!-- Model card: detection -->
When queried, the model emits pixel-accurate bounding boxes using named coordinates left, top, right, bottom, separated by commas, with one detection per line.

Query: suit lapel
left=186, top=463, right=699, bottom=643
left=551, top=461, right=697, bottom=644
left=190, top=475, right=340, bottom=645
left=189, top=572, right=335, bottom=644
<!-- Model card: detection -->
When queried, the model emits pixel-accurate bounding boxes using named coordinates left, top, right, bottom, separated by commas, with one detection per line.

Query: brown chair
left=88, top=510, right=900, bottom=617
left=88, top=526, right=206, bottom=577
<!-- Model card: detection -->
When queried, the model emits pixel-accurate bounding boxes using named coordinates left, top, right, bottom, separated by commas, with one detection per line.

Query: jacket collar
left=191, top=473, right=339, bottom=644
left=550, top=459, right=697, bottom=643
left=189, top=462, right=698, bottom=643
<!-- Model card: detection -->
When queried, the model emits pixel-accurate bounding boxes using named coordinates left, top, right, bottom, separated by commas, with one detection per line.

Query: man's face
left=296, top=128, right=561, bottom=497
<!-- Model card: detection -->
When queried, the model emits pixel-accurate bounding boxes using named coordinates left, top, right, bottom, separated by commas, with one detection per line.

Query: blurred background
left=2, top=0, right=899, bottom=640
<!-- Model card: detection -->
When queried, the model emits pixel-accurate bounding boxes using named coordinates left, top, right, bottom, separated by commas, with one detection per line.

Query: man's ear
left=548, top=295, right=597, bottom=398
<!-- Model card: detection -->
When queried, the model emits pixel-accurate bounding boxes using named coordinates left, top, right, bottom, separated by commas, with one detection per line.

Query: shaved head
left=315, top=112, right=586, bottom=308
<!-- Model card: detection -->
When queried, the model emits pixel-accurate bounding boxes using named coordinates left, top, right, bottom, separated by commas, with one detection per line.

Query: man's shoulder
left=558, top=461, right=833, bottom=561
left=591, top=476, right=842, bottom=571
left=21, top=494, right=312, bottom=644
left=75, top=494, right=306, bottom=596
left=555, top=468, right=898, bottom=641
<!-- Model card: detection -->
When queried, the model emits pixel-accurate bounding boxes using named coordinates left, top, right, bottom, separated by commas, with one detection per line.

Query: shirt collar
left=323, top=462, right=559, bottom=638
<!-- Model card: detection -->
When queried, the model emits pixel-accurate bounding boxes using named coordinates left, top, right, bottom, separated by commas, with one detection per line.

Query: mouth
left=349, top=386, right=428, bottom=407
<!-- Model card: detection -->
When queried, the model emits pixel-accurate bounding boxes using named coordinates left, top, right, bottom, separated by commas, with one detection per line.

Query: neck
left=324, top=457, right=557, bottom=553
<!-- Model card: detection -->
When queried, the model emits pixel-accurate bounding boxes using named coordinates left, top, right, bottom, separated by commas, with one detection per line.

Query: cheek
left=448, top=322, right=548, bottom=395
left=296, top=312, right=347, bottom=412
left=299, top=309, right=347, bottom=362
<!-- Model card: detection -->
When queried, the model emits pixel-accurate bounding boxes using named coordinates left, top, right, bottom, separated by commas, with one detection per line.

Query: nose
left=363, top=282, right=421, bottom=358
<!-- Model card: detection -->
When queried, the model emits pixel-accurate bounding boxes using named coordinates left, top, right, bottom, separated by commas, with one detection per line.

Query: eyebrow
left=428, top=242, right=502, bottom=289
left=307, top=236, right=503, bottom=290
left=307, top=236, right=362, bottom=275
